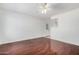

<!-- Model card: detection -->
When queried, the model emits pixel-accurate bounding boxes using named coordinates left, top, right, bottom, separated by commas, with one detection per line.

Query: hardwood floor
left=0, top=37, right=79, bottom=55
left=50, top=38, right=79, bottom=55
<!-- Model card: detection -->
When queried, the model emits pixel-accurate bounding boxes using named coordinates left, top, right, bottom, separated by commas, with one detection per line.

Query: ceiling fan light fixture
left=40, top=3, right=48, bottom=14
left=41, top=8, right=47, bottom=14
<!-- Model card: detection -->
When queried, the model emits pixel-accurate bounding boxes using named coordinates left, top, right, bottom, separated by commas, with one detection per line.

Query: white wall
left=0, top=10, right=48, bottom=44
left=50, top=8, right=79, bottom=45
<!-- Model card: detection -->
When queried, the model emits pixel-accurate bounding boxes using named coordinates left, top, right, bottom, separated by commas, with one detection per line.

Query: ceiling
left=0, top=3, right=79, bottom=20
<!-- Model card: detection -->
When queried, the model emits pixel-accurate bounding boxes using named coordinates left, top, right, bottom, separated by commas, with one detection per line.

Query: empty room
left=0, top=3, right=79, bottom=55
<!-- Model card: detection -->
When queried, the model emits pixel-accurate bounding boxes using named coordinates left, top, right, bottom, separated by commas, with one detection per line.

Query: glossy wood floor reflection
left=0, top=37, right=79, bottom=55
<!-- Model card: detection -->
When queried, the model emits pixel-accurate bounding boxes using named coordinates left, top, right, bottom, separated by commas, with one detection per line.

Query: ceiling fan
left=40, top=3, right=49, bottom=14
